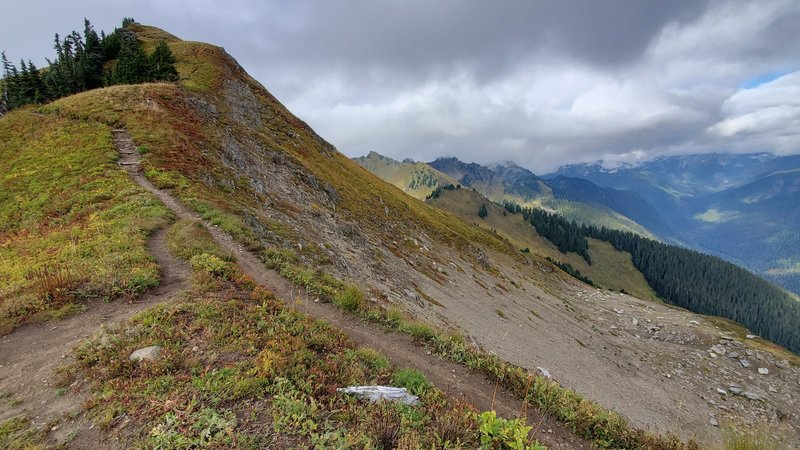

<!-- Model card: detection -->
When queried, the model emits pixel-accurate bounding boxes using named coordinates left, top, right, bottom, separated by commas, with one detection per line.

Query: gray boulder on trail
left=337, top=386, right=419, bottom=405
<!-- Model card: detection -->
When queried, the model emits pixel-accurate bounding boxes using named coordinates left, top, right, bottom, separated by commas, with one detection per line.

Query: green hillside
left=352, top=151, right=458, bottom=199
left=0, top=109, right=170, bottom=334
left=428, top=187, right=659, bottom=301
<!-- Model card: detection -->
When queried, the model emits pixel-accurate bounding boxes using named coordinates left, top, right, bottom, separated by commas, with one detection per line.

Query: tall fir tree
left=111, top=33, right=151, bottom=84
left=150, top=41, right=178, bottom=81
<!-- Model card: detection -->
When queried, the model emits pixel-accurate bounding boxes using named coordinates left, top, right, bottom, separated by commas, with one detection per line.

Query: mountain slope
left=427, top=187, right=660, bottom=301
left=427, top=156, right=654, bottom=236
left=3, top=22, right=800, bottom=447
left=552, top=154, right=800, bottom=294
left=546, top=175, right=672, bottom=237
left=430, top=156, right=549, bottom=202
left=352, top=151, right=458, bottom=199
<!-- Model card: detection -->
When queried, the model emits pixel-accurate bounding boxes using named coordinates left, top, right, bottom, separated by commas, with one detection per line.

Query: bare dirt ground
left=392, top=246, right=800, bottom=448
left=0, top=129, right=589, bottom=449
left=0, top=227, right=191, bottom=447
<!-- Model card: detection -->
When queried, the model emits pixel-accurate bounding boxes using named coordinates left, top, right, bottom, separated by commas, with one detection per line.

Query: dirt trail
left=111, top=129, right=589, bottom=449
left=0, top=226, right=191, bottom=447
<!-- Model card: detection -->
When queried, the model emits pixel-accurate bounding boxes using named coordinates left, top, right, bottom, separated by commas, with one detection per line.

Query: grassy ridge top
left=39, top=26, right=517, bottom=260
left=0, top=109, right=171, bottom=333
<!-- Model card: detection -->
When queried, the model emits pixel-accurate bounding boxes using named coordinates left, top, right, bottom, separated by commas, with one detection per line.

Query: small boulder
left=739, top=359, right=751, bottom=368
left=337, top=386, right=418, bottom=405
left=758, top=367, right=769, bottom=375
left=537, top=367, right=552, bottom=379
left=776, top=360, right=790, bottom=369
left=743, top=391, right=764, bottom=401
left=129, top=345, right=162, bottom=362
left=710, top=345, right=726, bottom=356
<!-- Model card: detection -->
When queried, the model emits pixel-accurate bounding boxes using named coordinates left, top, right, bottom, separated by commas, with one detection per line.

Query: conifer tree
left=150, top=41, right=178, bottom=81
left=111, top=33, right=151, bottom=84
left=81, top=19, right=104, bottom=89
left=478, top=204, right=488, bottom=219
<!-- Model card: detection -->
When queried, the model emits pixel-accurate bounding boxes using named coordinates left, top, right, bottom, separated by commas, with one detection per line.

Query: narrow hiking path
left=112, top=129, right=590, bottom=449
left=0, top=227, right=191, bottom=447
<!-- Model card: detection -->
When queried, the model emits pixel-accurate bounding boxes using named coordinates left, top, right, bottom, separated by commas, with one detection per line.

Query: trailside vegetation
left=503, top=200, right=800, bottom=354
left=0, top=18, right=177, bottom=113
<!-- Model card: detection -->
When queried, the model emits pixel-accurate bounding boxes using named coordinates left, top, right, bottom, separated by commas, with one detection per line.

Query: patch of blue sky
left=739, top=70, right=791, bottom=89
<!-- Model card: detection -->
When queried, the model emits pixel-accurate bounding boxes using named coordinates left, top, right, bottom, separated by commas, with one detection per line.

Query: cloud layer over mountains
left=3, top=0, right=799, bottom=172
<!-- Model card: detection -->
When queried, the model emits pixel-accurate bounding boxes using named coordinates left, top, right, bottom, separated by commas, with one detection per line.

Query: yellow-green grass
left=353, top=153, right=458, bottom=200
left=68, top=269, right=542, bottom=448
left=694, top=208, right=741, bottom=223
left=0, top=415, right=44, bottom=449
left=261, top=247, right=696, bottom=449
left=39, top=30, right=515, bottom=260
left=541, top=198, right=655, bottom=238
left=0, top=109, right=170, bottom=334
left=429, top=188, right=659, bottom=300
left=722, top=424, right=784, bottom=450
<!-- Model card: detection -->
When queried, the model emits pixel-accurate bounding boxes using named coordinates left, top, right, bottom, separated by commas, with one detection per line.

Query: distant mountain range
left=355, top=152, right=653, bottom=236
left=355, top=151, right=800, bottom=295
left=550, top=153, right=800, bottom=294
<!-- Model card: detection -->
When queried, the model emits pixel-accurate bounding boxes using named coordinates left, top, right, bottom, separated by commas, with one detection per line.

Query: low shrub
left=392, top=368, right=431, bottom=396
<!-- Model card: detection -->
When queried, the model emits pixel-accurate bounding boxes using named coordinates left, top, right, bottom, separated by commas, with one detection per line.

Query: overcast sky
left=3, top=1, right=799, bottom=173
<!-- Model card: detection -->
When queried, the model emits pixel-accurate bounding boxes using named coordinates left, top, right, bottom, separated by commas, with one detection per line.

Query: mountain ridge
left=2, top=21, right=800, bottom=448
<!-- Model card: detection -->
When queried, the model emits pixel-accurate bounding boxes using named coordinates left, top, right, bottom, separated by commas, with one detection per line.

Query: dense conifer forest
left=503, top=201, right=800, bottom=353
left=503, top=201, right=592, bottom=264
left=1, top=17, right=177, bottom=114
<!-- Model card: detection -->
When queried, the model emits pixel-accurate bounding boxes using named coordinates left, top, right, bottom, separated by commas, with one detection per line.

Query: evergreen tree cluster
left=502, top=201, right=591, bottom=264
left=1, top=18, right=178, bottom=113
left=584, top=225, right=800, bottom=354
left=502, top=199, right=800, bottom=353
left=546, top=257, right=594, bottom=286
left=425, top=183, right=457, bottom=200
left=407, top=170, right=439, bottom=190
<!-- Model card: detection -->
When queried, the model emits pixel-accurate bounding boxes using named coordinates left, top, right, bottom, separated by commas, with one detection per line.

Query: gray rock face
left=129, top=345, right=162, bottom=362
left=743, top=391, right=764, bottom=401
left=337, top=386, right=419, bottom=405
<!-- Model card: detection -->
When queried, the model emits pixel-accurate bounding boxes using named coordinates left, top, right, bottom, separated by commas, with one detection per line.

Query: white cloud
left=708, top=71, right=800, bottom=152
left=1, top=0, right=799, bottom=172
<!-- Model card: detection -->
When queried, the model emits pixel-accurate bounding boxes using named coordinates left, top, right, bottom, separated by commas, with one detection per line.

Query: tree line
left=545, top=257, right=595, bottom=286
left=1, top=17, right=178, bottom=113
left=502, top=201, right=591, bottom=264
left=501, top=200, right=800, bottom=353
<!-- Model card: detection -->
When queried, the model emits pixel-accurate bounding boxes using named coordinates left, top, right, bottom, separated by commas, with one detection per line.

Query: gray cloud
left=2, top=0, right=798, bottom=173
